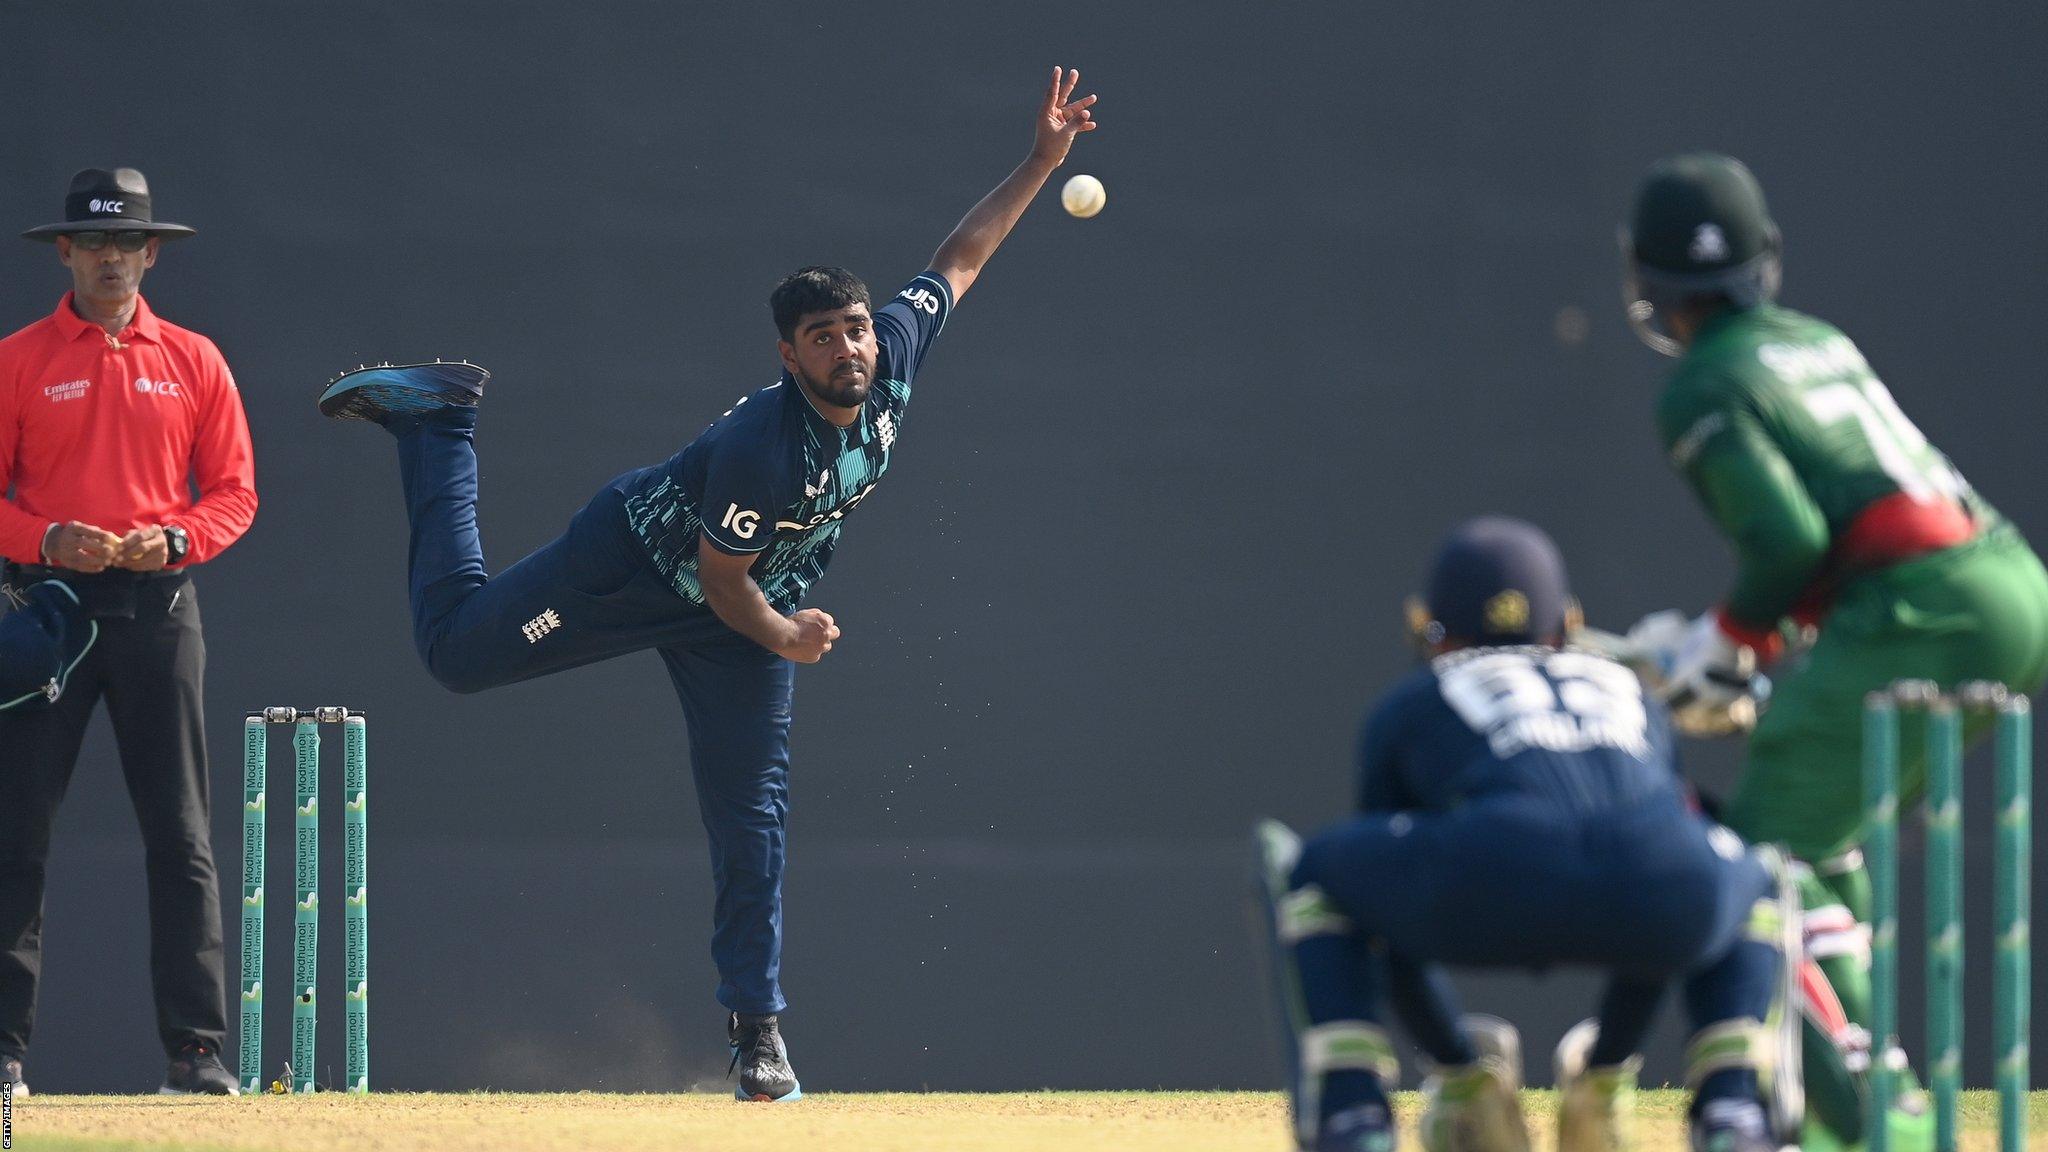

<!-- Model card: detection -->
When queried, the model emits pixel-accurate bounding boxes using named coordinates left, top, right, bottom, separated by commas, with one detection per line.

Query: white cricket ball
left=1061, top=173, right=1106, bottom=218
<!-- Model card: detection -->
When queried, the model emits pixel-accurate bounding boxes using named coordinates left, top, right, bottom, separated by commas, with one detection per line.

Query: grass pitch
left=8, top=1089, right=2046, bottom=1151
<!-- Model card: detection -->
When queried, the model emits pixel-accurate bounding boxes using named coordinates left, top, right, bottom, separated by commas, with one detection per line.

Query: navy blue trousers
left=1291, top=798, right=1774, bottom=1065
left=395, top=411, right=794, bottom=1015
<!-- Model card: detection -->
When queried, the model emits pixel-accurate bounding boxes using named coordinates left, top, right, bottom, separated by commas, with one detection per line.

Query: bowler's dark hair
left=770, top=266, right=871, bottom=342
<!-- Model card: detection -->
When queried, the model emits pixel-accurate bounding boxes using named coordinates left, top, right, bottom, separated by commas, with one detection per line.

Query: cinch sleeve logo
left=897, top=286, right=940, bottom=315
left=720, top=503, right=761, bottom=540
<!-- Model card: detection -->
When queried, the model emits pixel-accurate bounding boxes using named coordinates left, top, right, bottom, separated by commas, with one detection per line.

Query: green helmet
left=1621, top=153, right=1782, bottom=355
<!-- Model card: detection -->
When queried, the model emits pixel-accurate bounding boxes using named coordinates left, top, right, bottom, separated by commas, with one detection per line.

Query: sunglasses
left=67, top=230, right=152, bottom=253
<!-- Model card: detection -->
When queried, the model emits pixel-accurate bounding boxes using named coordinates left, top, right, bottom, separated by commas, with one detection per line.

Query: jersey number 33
left=1438, top=650, right=1652, bottom=760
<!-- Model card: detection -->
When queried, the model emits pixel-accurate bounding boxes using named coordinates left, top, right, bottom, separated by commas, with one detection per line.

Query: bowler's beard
left=798, top=361, right=871, bottom=410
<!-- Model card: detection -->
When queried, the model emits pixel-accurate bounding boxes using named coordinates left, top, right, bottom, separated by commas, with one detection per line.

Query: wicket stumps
left=240, top=707, right=370, bottom=1094
left=1863, top=681, right=2030, bottom=1152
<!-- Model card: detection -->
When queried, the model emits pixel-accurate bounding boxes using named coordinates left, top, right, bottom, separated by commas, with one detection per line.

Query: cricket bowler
left=1619, top=153, right=2048, bottom=1147
left=316, top=68, right=1098, bottom=1100
left=1255, top=518, right=1799, bottom=1152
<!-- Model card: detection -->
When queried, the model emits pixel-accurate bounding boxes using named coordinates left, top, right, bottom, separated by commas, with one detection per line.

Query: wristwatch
left=163, top=525, right=190, bottom=565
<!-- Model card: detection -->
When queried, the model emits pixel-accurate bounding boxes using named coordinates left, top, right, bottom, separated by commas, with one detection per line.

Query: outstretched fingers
left=1037, top=65, right=1099, bottom=145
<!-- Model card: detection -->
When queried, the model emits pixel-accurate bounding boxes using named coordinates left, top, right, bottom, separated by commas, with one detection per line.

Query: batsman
left=1619, top=154, right=2048, bottom=1146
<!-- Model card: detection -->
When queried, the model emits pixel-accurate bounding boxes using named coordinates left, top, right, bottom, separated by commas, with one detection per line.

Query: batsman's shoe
left=318, top=360, right=489, bottom=425
left=1554, top=1019, right=1641, bottom=1152
left=1, top=1054, right=27, bottom=1097
left=1689, top=1099, right=1774, bottom=1152
left=1420, top=1015, right=1531, bottom=1152
left=728, top=1013, right=802, bottom=1102
left=160, top=1041, right=239, bottom=1095
left=1868, top=1053, right=1936, bottom=1152
left=1318, top=1102, right=1398, bottom=1152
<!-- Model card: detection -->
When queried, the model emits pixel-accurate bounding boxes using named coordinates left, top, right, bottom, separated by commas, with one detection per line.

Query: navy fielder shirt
left=618, top=273, right=952, bottom=612
left=1356, top=646, right=1683, bottom=818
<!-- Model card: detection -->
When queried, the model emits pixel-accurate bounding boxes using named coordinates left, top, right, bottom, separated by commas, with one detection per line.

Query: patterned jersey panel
left=619, top=273, right=952, bottom=613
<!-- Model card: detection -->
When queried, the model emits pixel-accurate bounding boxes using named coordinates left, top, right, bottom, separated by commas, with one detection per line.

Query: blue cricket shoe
left=318, top=360, right=489, bottom=425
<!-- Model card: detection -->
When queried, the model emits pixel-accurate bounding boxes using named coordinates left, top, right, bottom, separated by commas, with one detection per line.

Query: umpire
left=0, top=169, right=257, bottom=1094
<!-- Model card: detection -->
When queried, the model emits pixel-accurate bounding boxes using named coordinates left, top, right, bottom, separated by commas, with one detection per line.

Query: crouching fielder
left=1255, top=518, right=1800, bottom=1152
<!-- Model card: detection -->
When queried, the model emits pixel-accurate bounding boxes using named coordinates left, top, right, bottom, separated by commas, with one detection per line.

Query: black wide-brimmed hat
left=21, top=167, right=196, bottom=242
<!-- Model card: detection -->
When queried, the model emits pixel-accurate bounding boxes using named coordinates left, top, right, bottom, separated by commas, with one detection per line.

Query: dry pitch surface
left=8, top=1089, right=2044, bottom=1151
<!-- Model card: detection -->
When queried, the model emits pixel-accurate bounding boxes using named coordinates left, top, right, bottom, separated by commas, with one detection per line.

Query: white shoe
left=1421, top=1015, right=1531, bottom=1152
left=1555, top=1019, right=1641, bottom=1152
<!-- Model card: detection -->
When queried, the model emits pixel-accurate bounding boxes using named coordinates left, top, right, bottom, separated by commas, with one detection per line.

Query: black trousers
left=0, top=570, right=226, bottom=1059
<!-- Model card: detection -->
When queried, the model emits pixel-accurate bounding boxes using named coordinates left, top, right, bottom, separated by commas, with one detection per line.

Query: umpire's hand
left=112, top=525, right=169, bottom=572
left=42, top=521, right=122, bottom=573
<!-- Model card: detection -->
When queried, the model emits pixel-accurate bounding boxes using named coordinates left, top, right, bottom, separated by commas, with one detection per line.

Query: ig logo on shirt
left=721, top=503, right=762, bottom=540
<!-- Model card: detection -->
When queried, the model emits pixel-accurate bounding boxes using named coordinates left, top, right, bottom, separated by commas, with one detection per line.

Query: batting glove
left=1627, top=609, right=1764, bottom=736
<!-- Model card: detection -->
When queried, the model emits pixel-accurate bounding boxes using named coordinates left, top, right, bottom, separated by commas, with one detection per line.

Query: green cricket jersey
left=1655, top=304, right=1989, bottom=633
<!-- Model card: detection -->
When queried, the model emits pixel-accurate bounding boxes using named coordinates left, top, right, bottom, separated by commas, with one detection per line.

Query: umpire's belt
left=2, top=562, right=191, bottom=620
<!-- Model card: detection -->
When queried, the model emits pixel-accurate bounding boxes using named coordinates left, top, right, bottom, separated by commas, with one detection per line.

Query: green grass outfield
left=7, top=1089, right=2047, bottom=1152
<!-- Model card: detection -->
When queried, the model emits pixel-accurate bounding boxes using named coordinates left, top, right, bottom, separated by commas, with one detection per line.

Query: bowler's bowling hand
left=44, top=521, right=122, bottom=573
left=1031, top=66, right=1098, bottom=167
left=113, top=525, right=169, bottom=572
left=779, top=609, right=841, bottom=663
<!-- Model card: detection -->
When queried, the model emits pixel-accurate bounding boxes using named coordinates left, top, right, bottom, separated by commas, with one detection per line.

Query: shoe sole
left=318, top=361, right=490, bottom=422
left=734, top=1081, right=803, bottom=1102
left=158, top=1085, right=240, bottom=1096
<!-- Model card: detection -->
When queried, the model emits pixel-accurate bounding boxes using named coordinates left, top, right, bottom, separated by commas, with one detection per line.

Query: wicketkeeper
left=1255, top=518, right=1800, bottom=1152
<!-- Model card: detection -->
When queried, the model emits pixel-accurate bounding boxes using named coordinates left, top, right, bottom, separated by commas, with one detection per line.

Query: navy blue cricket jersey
left=1357, top=646, right=1683, bottom=817
left=618, top=273, right=952, bottom=612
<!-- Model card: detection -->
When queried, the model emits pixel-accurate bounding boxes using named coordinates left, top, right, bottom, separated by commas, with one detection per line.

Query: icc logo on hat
left=21, top=168, right=196, bottom=243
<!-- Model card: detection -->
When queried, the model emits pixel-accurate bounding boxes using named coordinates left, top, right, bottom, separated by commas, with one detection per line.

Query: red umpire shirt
left=0, top=292, right=256, bottom=562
